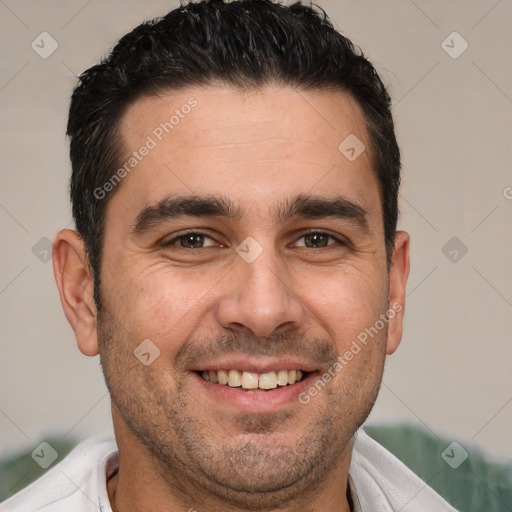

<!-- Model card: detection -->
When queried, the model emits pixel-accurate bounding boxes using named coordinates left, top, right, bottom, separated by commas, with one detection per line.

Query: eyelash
left=161, top=230, right=347, bottom=249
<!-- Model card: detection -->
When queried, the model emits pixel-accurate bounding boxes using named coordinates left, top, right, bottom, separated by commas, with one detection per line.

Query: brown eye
left=294, top=231, right=343, bottom=248
left=162, top=232, right=218, bottom=249
left=304, top=233, right=330, bottom=248
left=179, top=233, right=206, bottom=249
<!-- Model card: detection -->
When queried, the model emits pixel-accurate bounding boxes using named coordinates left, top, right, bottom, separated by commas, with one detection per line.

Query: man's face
left=94, top=85, right=405, bottom=506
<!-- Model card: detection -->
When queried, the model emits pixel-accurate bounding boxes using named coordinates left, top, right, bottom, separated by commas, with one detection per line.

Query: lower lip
left=192, top=372, right=318, bottom=413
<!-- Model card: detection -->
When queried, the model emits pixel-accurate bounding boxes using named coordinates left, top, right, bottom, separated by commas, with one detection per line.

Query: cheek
left=296, top=264, right=387, bottom=346
left=118, top=264, right=219, bottom=351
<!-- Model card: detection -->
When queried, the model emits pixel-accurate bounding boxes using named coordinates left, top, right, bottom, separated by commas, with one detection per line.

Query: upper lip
left=192, top=356, right=320, bottom=374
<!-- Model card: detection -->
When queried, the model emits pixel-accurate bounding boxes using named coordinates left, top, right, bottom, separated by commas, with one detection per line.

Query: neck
left=107, top=407, right=354, bottom=512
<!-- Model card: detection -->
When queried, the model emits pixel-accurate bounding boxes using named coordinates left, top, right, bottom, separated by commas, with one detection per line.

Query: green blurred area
left=364, top=424, right=512, bottom=512
left=0, top=438, right=76, bottom=503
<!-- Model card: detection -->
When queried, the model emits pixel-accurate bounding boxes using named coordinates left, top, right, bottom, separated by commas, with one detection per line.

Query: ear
left=386, top=231, right=410, bottom=355
left=52, top=229, right=99, bottom=356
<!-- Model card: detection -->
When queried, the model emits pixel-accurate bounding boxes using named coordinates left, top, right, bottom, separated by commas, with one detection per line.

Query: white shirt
left=0, top=428, right=458, bottom=511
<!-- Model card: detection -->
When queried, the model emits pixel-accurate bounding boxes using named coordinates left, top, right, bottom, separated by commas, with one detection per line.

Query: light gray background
left=1, top=0, right=511, bottom=464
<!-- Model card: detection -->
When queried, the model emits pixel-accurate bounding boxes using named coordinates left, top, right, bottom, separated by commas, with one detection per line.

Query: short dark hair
left=67, top=0, right=400, bottom=310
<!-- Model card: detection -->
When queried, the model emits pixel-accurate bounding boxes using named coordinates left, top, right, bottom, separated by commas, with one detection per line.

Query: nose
left=216, top=247, right=305, bottom=338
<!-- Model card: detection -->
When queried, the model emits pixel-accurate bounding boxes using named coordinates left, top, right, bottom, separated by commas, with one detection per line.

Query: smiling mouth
left=197, top=369, right=308, bottom=392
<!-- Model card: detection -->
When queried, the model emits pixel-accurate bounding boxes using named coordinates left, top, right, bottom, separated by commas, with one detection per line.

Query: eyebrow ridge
left=132, top=194, right=242, bottom=236
left=131, top=193, right=370, bottom=236
left=273, top=193, right=369, bottom=230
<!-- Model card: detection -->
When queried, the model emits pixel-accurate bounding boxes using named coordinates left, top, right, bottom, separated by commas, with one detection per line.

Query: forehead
left=109, top=84, right=381, bottom=227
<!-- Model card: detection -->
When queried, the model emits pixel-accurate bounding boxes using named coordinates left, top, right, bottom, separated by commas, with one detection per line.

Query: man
left=1, top=0, right=458, bottom=510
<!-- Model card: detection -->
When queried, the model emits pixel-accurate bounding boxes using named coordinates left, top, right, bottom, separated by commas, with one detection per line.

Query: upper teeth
left=201, top=369, right=304, bottom=389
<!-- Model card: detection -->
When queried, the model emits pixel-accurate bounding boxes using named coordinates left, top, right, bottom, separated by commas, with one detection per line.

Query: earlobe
left=386, top=231, right=410, bottom=355
left=52, top=229, right=99, bottom=356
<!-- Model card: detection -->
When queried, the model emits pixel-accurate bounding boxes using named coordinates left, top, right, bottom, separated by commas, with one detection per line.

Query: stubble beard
left=96, top=306, right=385, bottom=510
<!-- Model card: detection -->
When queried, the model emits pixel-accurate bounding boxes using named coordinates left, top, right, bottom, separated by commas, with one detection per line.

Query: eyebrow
left=131, top=193, right=370, bottom=236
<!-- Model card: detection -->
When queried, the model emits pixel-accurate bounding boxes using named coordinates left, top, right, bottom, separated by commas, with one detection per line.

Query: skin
left=53, top=85, right=410, bottom=512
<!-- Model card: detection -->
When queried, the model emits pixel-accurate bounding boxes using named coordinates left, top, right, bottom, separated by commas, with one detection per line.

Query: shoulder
left=349, top=428, right=459, bottom=512
left=0, top=437, right=117, bottom=512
